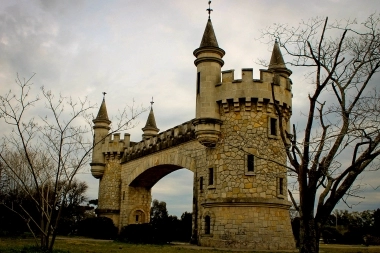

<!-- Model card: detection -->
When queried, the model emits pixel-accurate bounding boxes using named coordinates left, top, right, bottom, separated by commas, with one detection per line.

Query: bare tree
left=0, top=74, right=144, bottom=251
left=258, top=14, right=380, bottom=253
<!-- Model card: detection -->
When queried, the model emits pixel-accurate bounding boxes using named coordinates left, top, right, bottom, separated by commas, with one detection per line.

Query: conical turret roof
left=96, top=98, right=109, bottom=120
left=93, top=97, right=111, bottom=124
left=200, top=18, right=219, bottom=48
left=193, top=17, right=225, bottom=62
left=268, top=40, right=292, bottom=75
left=142, top=106, right=159, bottom=132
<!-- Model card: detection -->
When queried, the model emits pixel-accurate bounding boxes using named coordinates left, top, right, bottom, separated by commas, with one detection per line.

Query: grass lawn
left=1, top=237, right=380, bottom=253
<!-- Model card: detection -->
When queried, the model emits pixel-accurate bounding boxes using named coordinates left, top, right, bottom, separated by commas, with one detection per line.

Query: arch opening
left=129, top=164, right=186, bottom=189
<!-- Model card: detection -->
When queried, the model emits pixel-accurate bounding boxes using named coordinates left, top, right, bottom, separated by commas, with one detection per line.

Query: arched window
left=205, top=215, right=211, bottom=234
left=132, top=210, right=145, bottom=224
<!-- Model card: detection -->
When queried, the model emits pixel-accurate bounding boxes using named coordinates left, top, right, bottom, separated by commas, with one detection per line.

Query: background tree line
left=0, top=168, right=97, bottom=237
left=292, top=208, right=380, bottom=246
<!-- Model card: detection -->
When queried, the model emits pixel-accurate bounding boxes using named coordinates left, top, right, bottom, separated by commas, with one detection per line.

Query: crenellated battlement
left=97, top=133, right=130, bottom=158
left=215, top=68, right=292, bottom=117
left=219, top=97, right=292, bottom=120
left=121, top=120, right=195, bottom=163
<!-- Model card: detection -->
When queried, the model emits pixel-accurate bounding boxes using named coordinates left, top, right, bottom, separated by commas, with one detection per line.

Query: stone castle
left=90, top=13, right=295, bottom=250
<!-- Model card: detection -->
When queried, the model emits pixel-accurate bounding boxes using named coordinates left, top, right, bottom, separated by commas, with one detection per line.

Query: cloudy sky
left=1, top=0, right=379, bottom=217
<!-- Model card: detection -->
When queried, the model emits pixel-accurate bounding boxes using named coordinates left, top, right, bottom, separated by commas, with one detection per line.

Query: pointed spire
left=143, top=107, right=159, bottom=131
left=193, top=2, right=224, bottom=66
left=142, top=98, right=159, bottom=140
left=93, top=93, right=111, bottom=124
left=200, top=18, right=219, bottom=48
left=96, top=98, right=109, bottom=121
left=268, top=40, right=292, bottom=75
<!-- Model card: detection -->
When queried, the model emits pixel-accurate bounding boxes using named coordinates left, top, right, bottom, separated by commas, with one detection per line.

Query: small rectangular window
left=200, top=176, right=203, bottom=190
left=205, top=216, right=211, bottom=234
left=270, top=118, right=277, bottom=136
left=197, top=72, right=200, bottom=95
left=247, top=154, right=254, bottom=172
left=136, top=215, right=139, bottom=222
left=123, top=191, right=125, bottom=200
left=208, top=168, right=214, bottom=185
left=279, top=178, right=284, bottom=195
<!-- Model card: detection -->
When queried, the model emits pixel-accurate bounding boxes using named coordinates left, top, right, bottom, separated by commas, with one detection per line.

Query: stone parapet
left=216, top=69, right=292, bottom=114
left=101, top=133, right=130, bottom=154
left=122, top=121, right=195, bottom=163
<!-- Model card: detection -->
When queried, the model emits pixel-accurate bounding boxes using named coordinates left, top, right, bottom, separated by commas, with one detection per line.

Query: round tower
left=192, top=17, right=225, bottom=147
left=192, top=9, right=295, bottom=247
left=90, top=94, right=111, bottom=179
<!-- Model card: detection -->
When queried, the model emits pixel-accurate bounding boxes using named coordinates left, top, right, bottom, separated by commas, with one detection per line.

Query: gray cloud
left=1, top=0, right=379, bottom=216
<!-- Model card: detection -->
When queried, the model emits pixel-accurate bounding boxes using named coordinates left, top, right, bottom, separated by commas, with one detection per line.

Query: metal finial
left=150, top=97, right=154, bottom=108
left=102, top=92, right=107, bottom=99
left=206, top=1, right=213, bottom=19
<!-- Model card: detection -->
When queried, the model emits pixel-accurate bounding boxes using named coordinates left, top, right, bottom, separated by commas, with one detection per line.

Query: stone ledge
left=96, top=209, right=120, bottom=214
left=201, top=197, right=291, bottom=209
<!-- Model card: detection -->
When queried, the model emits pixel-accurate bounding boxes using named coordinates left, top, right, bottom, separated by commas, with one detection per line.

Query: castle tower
left=192, top=17, right=225, bottom=147
left=193, top=15, right=295, bottom=247
left=90, top=95, right=111, bottom=179
left=142, top=100, right=159, bottom=140
left=91, top=94, right=125, bottom=226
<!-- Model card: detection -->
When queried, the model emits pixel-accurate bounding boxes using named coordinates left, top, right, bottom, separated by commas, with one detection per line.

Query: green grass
left=1, top=237, right=380, bottom=253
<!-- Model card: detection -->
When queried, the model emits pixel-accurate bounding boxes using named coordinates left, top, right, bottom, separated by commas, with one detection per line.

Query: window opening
left=279, top=178, right=284, bottom=195
left=247, top=154, right=254, bottom=172
left=205, top=215, right=211, bottom=234
left=136, top=215, right=139, bottom=222
left=200, top=176, right=203, bottom=190
left=270, top=118, right=277, bottom=136
left=197, top=72, right=200, bottom=95
left=208, top=168, right=214, bottom=185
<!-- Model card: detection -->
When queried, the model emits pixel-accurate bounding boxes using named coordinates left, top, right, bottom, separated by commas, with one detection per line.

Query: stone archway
left=129, top=164, right=186, bottom=188
left=124, top=149, right=196, bottom=187
left=119, top=147, right=198, bottom=240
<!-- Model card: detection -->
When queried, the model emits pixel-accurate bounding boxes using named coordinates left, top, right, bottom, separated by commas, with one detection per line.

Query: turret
left=268, top=39, right=292, bottom=78
left=142, top=100, right=159, bottom=140
left=90, top=94, right=111, bottom=179
left=192, top=17, right=225, bottom=147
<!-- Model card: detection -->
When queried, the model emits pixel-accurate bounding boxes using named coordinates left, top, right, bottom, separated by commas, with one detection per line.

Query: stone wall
left=97, top=155, right=122, bottom=225
left=199, top=204, right=294, bottom=250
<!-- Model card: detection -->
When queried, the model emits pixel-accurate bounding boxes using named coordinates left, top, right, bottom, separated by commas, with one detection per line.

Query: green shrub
left=341, top=230, right=365, bottom=245
left=77, top=217, right=117, bottom=239
left=119, top=224, right=154, bottom=244
left=321, top=226, right=342, bottom=244
left=118, top=224, right=170, bottom=244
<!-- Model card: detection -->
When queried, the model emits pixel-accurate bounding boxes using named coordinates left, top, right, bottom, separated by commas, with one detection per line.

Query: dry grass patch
left=1, top=237, right=380, bottom=253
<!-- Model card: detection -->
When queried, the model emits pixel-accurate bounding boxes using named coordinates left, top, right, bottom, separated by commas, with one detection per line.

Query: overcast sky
left=1, top=0, right=379, bottom=217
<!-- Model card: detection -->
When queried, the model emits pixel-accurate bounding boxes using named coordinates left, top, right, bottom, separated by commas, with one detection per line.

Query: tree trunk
left=299, top=217, right=320, bottom=253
